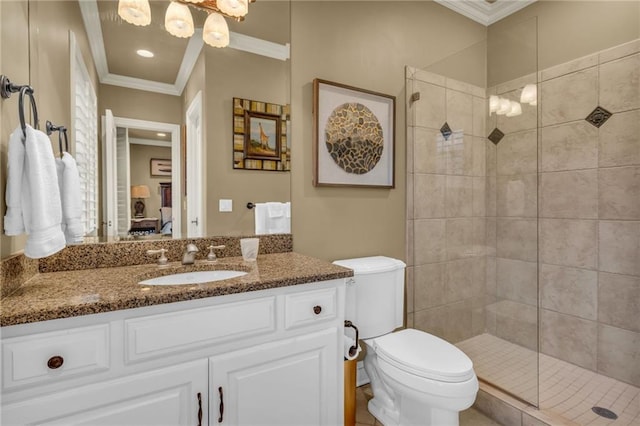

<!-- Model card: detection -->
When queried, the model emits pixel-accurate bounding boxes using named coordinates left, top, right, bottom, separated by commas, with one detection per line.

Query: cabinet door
left=210, top=328, right=340, bottom=426
left=2, top=359, right=208, bottom=426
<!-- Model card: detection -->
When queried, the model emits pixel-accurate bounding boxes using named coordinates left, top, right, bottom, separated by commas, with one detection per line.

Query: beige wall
left=99, top=85, right=182, bottom=125
left=488, top=0, right=640, bottom=86
left=0, top=0, right=29, bottom=258
left=1, top=0, right=96, bottom=258
left=203, top=48, right=290, bottom=236
left=129, top=144, right=172, bottom=220
left=290, top=1, right=487, bottom=262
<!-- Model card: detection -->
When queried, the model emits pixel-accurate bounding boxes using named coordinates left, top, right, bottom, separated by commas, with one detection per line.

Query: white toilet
left=334, top=256, right=478, bottom=426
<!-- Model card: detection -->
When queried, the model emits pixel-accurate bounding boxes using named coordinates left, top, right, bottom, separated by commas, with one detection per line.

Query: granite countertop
left=0, top=252, right=353, bottom=327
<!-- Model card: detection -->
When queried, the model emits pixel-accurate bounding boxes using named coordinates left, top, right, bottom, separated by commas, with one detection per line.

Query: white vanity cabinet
left=0, top=279, right=345, bottom=426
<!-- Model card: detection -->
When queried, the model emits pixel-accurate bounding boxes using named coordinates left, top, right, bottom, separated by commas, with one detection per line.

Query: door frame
left=186, top=91, right=204, bottom=238
left=102, top=116, right=182, bottom=238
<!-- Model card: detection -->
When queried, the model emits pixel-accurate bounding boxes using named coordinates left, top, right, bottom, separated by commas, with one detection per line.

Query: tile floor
left=457, top=334, right=640, bottom=425
left=354, top=384, right=501, bottom=426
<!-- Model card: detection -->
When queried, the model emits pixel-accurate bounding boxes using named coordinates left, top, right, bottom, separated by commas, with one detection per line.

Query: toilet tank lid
left=332, top=256, right=406, bottom=274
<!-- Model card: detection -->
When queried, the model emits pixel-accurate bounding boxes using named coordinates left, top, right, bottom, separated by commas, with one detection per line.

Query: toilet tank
left=333, top=256, right=406, bottom=339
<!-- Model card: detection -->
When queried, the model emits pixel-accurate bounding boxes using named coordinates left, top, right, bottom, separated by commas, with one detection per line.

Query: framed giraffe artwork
left=232, top=97, right=290, bottom=171
left=312, top=79, right=395, bottom=188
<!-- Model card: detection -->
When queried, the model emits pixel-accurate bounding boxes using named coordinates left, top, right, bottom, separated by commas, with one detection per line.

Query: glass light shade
left=118, top=0, right=151, bottom=26
left=489, top=95, right=500, bottom=114
left=203, top=13, right=229, bottom=48
left=217, top=0, right=248, bottom=17
left=496, top=98, right=511, bottom=115
left=506, top=101, right=522, bottom=117
left=520, top=83, right=537, bottom=105
left=165, top=2, right=195, bottom=38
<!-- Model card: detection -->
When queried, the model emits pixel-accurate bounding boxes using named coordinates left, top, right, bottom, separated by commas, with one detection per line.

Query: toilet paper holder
left=344, top=320, right=359, bottom=358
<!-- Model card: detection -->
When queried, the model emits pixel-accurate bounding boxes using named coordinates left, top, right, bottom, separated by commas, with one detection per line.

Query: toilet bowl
left=333, top=256, right=478, bottom=426
left=364, top=329, right=478, bottom=426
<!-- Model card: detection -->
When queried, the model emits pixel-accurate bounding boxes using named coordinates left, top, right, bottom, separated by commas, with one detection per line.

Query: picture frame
left=233, top=97, right=290, bottom=171
left=313, top=79, right=395, bottom=188
left=243, top=111, right=282, bottom=160
left=150, top=158, right=172, bottom=177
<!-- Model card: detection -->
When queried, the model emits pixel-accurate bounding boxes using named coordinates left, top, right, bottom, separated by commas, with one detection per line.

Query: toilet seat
left=371, top=329, right=475, bottom=383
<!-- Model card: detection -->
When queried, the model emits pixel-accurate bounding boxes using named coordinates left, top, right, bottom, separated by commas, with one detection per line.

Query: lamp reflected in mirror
left=131, top=185, right=151, bottom=218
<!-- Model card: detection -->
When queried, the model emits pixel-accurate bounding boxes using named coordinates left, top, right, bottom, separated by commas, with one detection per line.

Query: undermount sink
left=139, top=270, right=248, bottom=286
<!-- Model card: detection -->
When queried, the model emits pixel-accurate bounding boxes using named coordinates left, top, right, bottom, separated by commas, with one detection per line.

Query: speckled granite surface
left=38, top=234, right=293, bottom=273
left=0, top=254, right=38, bottom=297
left=1, top=252, right=353, bottom=327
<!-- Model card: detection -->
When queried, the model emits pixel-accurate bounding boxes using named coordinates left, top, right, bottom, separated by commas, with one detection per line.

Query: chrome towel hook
left=46, top=120, right=69, bottom=158
left=1, top=75, right=39, bottom=138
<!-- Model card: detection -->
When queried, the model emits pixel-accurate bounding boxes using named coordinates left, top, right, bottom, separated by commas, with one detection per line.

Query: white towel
left=254, top=202, right=291, bottom=235
left=266, top=202, right=286, bottom=218
left=22, top=125, right=66, bottom=258
left=254, top=203, right=269, bottom=235
left=3, top=127, right=26, bottom=235
left=56, top=152, right=84, bottom=244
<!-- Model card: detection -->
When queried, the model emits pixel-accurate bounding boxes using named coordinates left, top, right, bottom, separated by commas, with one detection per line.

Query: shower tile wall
left=536, top=39, right=640, bottom=387
left=486, top=73, right=539, bottom=355
left=407, top=38, right=639, bottom=392
left=406, top=67, right=489, bottom=344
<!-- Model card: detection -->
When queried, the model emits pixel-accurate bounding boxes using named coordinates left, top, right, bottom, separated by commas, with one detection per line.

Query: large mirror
left=10, top=0, right=291, bottom=246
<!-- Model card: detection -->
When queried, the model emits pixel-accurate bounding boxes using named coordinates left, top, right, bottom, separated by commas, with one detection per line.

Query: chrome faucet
left=182, top=243, right=199, bottom=265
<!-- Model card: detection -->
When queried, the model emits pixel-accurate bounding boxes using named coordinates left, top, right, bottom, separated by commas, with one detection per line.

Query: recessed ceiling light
left=136, top=49, right=154, bottom=58
left=157, top=132, right=167, bottom=137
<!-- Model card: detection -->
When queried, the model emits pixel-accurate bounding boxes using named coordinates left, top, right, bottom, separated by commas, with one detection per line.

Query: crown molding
left=79, top=0, right=290, bottom=97
left=129, top=138, right=172, bottom=147
left=229, top=32, right=290, bottom=62
left=434, top=0, right=537, bottom=26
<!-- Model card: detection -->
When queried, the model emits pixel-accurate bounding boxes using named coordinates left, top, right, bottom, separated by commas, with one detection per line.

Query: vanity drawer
left=285, top=287, right=337, bottom=329
left=125, top=296, right=276, bottom=362
left=2, top=324, right=110, bottom=390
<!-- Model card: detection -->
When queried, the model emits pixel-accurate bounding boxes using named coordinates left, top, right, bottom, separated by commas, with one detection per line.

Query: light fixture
left=506, top=101, right=522, bottom=117
left=118, top=0, right=151, bottom=26
left=131, top=185, right=151, bottom=218
left=165, top=1, right=195, bottom=38
left=489, top=95, right=500, bottom=115
left=157, top=132, right=167, bottom=137
left=520, top=84, right=537, bottom=105
left=497, top=98, right=512, bottom=115
left=136, top=49, right=154, bottom=58
left=118, top=0, right=253, bottom=48
left=203, top=12, right=230, bottom=47
left=217, top=0, right=249, bottom=18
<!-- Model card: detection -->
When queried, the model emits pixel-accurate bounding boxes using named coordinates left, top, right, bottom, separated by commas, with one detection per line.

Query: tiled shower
left=406, top=29, right=639, bottom=425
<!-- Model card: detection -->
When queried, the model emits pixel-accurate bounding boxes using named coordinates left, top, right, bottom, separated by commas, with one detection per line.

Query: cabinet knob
left=47, top=355, right=64, bottom=369
left=313, top=305, right=322, bottom=315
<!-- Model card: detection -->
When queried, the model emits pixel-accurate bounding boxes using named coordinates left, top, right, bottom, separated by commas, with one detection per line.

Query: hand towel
left=3, top=127, right=26, bottom=235
left=56, top=152, right=84, bottom=244
left=22, top=125, right=66, bottom=258
left=266, top=202, right=290, bottom=234
left=266, top=202, right=286, bottom=218
left=254, top=203, right=269, bottom=235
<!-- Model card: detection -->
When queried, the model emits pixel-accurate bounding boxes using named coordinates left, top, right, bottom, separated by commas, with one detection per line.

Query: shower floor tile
left=457, top=333, right=640, bottom=425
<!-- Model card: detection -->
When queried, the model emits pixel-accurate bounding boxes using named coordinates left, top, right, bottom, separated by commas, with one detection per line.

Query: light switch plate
left=219, top=199, right=233, bottom=212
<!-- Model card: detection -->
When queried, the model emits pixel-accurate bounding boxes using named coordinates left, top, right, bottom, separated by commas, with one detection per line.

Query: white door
left=102, top=109, right=118, bottom=237
left=1, top=359, right=208, bottom=425
left=186, top=92, right=204, bottom=238
left=115, top=127, right=131, bottom=236
left=209, top=328, right=340, bottom=426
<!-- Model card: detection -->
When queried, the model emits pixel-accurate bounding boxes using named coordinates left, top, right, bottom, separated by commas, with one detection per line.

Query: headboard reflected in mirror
left=0, top=0, right=291, bottom=259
